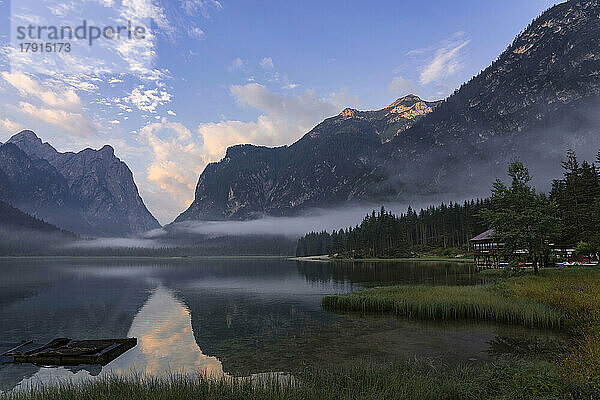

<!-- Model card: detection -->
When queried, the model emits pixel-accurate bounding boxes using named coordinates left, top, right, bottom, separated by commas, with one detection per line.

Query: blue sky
left=0, top=0, right=560, bottom=223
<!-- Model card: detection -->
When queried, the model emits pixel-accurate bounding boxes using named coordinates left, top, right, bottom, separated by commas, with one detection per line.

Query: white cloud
left=120, top=0, right=169, bottom=29
left=228, top=57, right=246, bottom=71
left=139, top=119, right=206, bottom=221
left=181, top=0, right=223, bottom=17
left=17, top=101, right=96, bottom=135
left=188, top=26, right=206, bottom=39
left=198, top=83, right=355, bottom=168
left=1, top=71, right=82, bottom=111
left=1, top=72, right=96, bottom=136
left=167, top=110, right=177, bottom=116
left=388, top=76, right=416, bottom=96
left=328, top=89, right=360, bottom=110
left=230, top=83, right=339, bottom=125
left=126, top=86, right=172, bottom=113
left=0, top=116, right=24, bottom=134
left=259, top=57, right=275, bottom=70
left=418, top=37, right=470, bottom=85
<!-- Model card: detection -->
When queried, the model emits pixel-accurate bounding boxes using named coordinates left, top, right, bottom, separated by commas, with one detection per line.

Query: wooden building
left=470, top=228, right=504, bottom=269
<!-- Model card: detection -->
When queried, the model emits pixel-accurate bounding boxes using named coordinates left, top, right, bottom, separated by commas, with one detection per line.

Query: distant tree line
left=297, top=149, right=600, bottom=260
left=296, top=200, right=490, bottom=258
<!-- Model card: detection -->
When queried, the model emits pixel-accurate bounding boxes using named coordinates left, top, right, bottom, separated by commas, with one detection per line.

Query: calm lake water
left=0, top=258, right=567, bottom=391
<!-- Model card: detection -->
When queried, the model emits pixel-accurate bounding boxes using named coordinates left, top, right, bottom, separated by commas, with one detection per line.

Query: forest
left=296, top=149, right=600, bottom=259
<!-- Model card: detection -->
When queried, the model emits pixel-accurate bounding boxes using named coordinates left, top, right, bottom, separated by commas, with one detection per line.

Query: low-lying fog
left=70, top=200, right=459, bottom=249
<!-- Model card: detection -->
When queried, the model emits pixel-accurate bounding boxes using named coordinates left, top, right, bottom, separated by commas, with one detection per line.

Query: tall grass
left=323, top=284, right=566, bottom=329
left=324, top=269, right=600, bottom=383
left=500, top=269, right=600, bottom=382
left=2, top=359, right=597, bottom=400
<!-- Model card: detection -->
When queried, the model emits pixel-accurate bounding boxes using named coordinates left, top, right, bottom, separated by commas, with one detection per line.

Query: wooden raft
left=7, top=337, right=137, bottom=366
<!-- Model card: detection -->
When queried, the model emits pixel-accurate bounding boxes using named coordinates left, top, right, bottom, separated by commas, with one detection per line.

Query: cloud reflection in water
left=14, top=286, right=231, bottom=389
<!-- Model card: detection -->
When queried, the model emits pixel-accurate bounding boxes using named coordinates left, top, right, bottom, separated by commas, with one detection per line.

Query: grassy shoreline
left=292, top=255, right=474, bottom=263
left=323, top=284, right=566, bottom=329
left=2, top=359, right=597, bottom=400
left=324, top=268, right=600, bottom=382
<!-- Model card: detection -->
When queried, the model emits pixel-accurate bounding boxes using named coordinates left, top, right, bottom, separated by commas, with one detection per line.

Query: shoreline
left=290, top=255, right=474, bottom=263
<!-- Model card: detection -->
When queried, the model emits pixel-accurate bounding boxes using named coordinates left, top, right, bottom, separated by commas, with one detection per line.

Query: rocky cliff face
left=380, top=0, right=600, bottom=195
left=176, top=0, right=600, bottom=222
left=0, top=131, right=160, bottom=235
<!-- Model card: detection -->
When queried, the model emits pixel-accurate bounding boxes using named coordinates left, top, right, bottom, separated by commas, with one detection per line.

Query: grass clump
left=324, top=268, right=600, bottom=383
left=2, top=359, right=597, bottom=400
left=499, top=269, right=600, bottom=382
left=323, top=284, right=566, bottom=329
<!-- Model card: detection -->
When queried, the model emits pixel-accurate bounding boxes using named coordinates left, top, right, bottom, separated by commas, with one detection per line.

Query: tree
left=482, top=161, right=560, bottom=274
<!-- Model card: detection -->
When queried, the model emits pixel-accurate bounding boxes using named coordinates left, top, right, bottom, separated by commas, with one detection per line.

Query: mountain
left=378, top=0, right=600, bottom=195
left=0, top=131, right=160, bottom=235
left=176, top=0, right=600, bottom=222
left=175, top=95, right=438, bottom=222
left=0, top=199, right=72, bottom=234
left=0, top=199, right=76, bottom=256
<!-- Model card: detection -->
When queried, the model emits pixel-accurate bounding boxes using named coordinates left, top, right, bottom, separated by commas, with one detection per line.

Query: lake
left=0, top=258, right=567, bottom=391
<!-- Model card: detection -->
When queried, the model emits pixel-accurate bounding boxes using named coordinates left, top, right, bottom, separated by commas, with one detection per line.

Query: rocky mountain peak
left=82, top=144, right=115, bottom=159
left=388, top=94, right=423, bottom=108
left=0, top=130, right=160, bottom=235
left=9, top=130, right=41, bottom=144
left=387, top=95, right=436, bottom=120
left=339, top=107, right=359, bottom=118
left=8, top=130, right=59, bottom=162
left=100, top=144, right=115, bottom=155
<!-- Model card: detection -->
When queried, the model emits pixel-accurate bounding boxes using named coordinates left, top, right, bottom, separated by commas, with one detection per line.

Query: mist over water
left=69, top=199, right=476, bottom=249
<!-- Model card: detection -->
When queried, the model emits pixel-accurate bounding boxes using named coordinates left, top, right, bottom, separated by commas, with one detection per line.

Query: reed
left=323, top=269, right=600, bottom=382
left=2, top=359, right=596, bottom=400
left=322, top=284, right=566, bottom=329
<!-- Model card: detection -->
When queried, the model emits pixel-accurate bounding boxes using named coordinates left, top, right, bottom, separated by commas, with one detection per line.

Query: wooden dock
left=6, top=337, right=137, bottom=366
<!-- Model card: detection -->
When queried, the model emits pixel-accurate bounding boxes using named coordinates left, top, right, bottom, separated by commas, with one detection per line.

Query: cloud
left=228, top=57, right=246, bottom=71
left=259, top=57, right=275, bottom=70
left=17, top=101, right=96, bottom=135
left=126, top=86, right=173, bottom=113
left=418, top=37, right=471, bottom=85
left=1, top=72, right=96, bottom=135
left=0, top=116, right=24, bottom=134
left=196, top=84, right=357, bottom=180
left=229, top=83, right=340, bottom=126
left=188, top=26, right=206, bottom=40
left=139, top=119, right=206, bottom=220
left=388, top=76, right=417, bottom=96
left=1, top=71, right=82, bottom=111
left=169, top=204, right=414, bottom=238
left=181, top=0, right=223, bottom=17
left=328, top=89, right=361, bottom=110
left=198, top=84, right=360, bottom=160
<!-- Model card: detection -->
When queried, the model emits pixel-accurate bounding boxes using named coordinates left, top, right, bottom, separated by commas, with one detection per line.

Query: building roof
left=470, top=228, right=495, bottom=242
